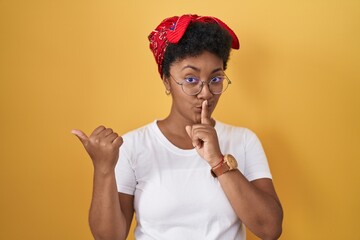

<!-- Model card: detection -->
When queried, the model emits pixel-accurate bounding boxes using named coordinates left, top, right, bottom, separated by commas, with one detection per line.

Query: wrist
left=209, top=154, right=224, bottom=168
left=93, top=165, right=116, bottom=177
left=210, top=154, right=238, bottom=178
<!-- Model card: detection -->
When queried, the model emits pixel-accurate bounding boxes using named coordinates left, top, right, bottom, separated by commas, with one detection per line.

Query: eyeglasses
left=169, top=73, right=232, bottom=96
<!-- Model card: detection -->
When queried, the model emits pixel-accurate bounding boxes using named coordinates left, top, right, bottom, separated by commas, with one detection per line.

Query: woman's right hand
left=71, top=126, right=123, bottom=174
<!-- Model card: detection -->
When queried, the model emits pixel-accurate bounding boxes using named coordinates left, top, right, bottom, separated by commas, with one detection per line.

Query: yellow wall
left=0, top=0, right=359, bottom=239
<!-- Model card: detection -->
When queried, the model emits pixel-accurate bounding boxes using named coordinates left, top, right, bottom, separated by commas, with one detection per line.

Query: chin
left=192, top=113, right=202, bottom=124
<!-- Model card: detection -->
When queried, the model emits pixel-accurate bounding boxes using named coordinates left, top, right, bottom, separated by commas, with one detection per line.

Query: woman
left=72, top=14, right=283, bottom=240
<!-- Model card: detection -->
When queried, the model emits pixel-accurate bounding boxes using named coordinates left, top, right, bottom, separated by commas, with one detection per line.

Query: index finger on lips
left=201, top=100, right=211, bottom=125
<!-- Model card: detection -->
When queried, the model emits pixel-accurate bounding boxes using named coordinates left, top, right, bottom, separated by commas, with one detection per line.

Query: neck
left=157, top=111, right=216, bottom=150
left=158, top=114, right=190, bottom=138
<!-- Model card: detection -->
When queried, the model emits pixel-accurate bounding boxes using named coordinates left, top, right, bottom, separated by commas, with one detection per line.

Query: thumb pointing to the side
left=71, top=129, right=89, bottom=145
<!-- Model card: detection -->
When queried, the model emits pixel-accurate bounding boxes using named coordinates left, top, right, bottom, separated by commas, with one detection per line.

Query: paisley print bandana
left=148, top=14, right=240, bottom=77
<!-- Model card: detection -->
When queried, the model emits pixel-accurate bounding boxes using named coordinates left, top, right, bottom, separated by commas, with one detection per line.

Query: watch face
left=225, top=155, right=238, bottom=169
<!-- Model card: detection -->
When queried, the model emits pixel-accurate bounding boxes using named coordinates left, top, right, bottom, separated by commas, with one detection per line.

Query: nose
left=197, top=81, right=213, bottom=100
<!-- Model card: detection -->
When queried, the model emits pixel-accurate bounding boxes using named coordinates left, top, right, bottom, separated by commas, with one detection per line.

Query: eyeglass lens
left=182, top=77, right=229, bottom=95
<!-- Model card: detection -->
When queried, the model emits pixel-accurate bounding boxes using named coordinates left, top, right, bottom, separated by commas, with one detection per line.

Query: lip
left=195, top=103, right=213, bottom=112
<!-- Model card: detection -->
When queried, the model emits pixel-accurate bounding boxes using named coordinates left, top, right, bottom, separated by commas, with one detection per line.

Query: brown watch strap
left=211, top=161, right=231, bottom=177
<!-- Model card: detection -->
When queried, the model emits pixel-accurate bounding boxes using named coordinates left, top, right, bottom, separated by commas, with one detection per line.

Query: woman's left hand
left=185, top=100, right=223, bottom=167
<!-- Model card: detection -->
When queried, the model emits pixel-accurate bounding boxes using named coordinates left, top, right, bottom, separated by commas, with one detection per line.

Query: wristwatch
left=211, top=154, right=238, bottom=177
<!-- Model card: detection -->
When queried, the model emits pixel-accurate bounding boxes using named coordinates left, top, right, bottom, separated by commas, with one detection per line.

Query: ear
left=162, top=75, right=171, bottom=90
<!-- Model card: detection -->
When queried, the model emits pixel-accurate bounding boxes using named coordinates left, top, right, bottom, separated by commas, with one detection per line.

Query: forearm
left=89, top=170, right=126, bottom=240
left=218, top=170, right=283, bottom=240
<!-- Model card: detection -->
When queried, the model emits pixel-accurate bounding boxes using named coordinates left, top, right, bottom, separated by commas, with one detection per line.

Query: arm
left=218, top=172, right=283, bottom=240
left=72, top=126, right=134, bottom=240
left=89, top=171, right=134, bottom=240
left=186, top=100, right=283, bottom=239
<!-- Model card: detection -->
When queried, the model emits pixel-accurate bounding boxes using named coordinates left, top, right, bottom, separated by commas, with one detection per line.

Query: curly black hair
left=162, top=22, right=233, bottom=78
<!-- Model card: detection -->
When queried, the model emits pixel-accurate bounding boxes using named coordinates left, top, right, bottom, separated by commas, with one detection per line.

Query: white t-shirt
left=115, top=120, right=272, bottom=240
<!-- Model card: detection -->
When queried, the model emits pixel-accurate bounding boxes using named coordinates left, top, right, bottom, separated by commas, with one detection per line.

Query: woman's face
left=165, top=51, right=224, bottom=124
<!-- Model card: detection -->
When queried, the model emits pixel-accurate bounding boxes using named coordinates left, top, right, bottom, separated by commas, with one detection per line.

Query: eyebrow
left=181, top=65, right=223, bottom=74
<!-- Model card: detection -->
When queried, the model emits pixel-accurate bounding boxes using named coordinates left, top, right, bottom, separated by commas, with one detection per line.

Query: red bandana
left=148, top=14, right=240, bottom=77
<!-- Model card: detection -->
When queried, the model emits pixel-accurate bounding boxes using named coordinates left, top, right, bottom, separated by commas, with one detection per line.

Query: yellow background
left=1, top=0, right=359, bottom=239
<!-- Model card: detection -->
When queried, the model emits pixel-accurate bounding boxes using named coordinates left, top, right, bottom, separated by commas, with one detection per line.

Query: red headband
left=148, top=14, right=240, bottom=77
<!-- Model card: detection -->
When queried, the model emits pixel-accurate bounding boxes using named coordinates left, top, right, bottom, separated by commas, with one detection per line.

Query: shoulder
left=120, top=121, right=157, bottom=149
left=118, top=121, right=157, bottom=162
left=122, top=121, right=156, bottom=139
left=215, top=120, right=258, bottom=140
